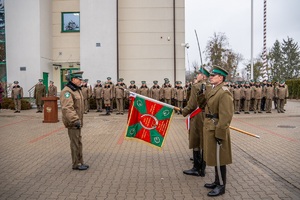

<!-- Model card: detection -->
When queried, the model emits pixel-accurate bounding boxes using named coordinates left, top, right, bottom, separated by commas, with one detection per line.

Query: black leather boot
left=204, top=167, right=219, bottom=189
left=183, top=150, right=200, bottom=176
left=199, top=151, right=206, bottom=177
left=207, top=166, right=226, bottom=197
left=105, top=107, right=110, bottom=115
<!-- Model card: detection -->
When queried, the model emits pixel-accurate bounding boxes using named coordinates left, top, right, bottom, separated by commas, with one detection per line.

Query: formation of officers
left=225, top=79, right=288, bottom=114
left=77, top=77, right=191, bottom=116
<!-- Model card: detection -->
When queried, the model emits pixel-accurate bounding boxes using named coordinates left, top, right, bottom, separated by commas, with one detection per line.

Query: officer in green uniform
left=60, top=71, right=89, bottom=170
left=34, top=79, right=46, bottom=113
left=203, top=66, right=234, bottom=196
left=181, top=67, right=210, bottom=177
left=11, top=81, right=23, bottom=113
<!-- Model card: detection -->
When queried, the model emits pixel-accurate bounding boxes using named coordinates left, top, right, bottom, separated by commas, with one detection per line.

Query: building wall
left=6, top=0, right=52, bottom=95
left=80, top=0, right=117, bottom=84
left=118, top=0, right=185, bottom=86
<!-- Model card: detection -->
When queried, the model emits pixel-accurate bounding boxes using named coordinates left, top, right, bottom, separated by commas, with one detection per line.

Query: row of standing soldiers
left=82, top=77, right=193, bottom=115
left=226, top=79, right=288, bottom=114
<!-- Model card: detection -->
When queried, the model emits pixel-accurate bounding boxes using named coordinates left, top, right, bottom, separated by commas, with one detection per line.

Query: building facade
left=4, top=0, right=185, bottom=96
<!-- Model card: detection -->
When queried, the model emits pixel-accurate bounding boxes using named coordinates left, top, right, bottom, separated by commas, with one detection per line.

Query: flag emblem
left=125, top=93, right=174, bottom=149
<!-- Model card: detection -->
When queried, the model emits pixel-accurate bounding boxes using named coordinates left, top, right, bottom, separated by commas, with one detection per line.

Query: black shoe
left=14, top=110, right=18, bottom=113
left=81, top=164, right=89, bottom=168
left=234, top=112, right=240, bottom=114
left=183, top=167, right=200, bottom=176
left=258, top=111, right=262, bottom=113
left=121, top=113, right=124, bottom=115
left=207, top=185, right=225, bottom=197
left=204, top=182, right=218, bottom=189
left=116, top=112, right=120, bottom=115
left=99, top=110, right=103, bottom=112
left=244, top=112, right=250, bottom=114
left=72, top=165, right=88, bottom=170
left=96, top=110, right=100, bottom=112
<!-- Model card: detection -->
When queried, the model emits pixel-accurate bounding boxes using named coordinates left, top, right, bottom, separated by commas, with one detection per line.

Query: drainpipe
left=116, top=0, right=119, bottom=80
left=173, top=0, right=176, bottom=85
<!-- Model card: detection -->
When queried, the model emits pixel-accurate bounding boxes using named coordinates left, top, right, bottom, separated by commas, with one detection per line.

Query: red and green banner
left=125, top=92, right=174, bottom=149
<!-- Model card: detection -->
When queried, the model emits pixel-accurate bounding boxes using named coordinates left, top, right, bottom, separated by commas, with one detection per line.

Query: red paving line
left=233, top=118, right=298, bottom=142
left=117, top=127, right=128, bottom=145
left=0, top=118, right=32, bottom=129
left=29, top=126, right=65, bottom=144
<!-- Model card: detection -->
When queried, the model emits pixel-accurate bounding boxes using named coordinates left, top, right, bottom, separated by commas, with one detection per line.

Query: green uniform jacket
left=203, top=83, right=234, bottom=166
left=60, top=82, right=84, bottom=129
left=34, top=84, right=46, bottom=105
left=182, top=82, right=202, bottom=149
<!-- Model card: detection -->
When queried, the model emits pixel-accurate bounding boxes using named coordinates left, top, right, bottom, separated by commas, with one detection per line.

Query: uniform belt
left=205, top=114, right=219, bottom=119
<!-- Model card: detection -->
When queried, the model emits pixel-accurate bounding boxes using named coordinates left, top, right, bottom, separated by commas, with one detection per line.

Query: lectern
left=41, top=96, right=59, bottom=123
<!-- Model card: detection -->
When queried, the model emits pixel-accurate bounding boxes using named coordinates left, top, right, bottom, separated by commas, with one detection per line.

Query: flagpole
left=125, top=90, right=181, bottom=111
left=229, top=126, right=260, bottom=139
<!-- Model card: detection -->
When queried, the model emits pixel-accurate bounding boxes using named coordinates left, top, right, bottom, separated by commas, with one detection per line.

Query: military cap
left=84, top=79, right=89, bottom=82
left=119, top=78, right=124, bottom=82
left=70, top=71, right=83, bottom=80
left=250, top=79, right=254, bottom=83
left=96, top=80, right=101, bottom=83
left=210, top=66, right=228, bottom=77
left=50, top=80, right=54, bottom=84
left=153, top=80, right=158, bottom=84
left=117, top=79, right=122, bottom=82
left=164, top=78, right=169, bottom=81
left=107, top=77, right=111, bottom=80
left=280, top=80, right=285, bottom=84
left=267, top=79, right=272, bottom=83
left=245, top=81, right=250, bottom=84
left=130, top=80, right=135, bottom=84
left=178, top=81, right=182, bottom=84
left=198, top=67, right=210, bottom=77
left=141, top=81, right=146, bottom=84
left=38, top=79, right=43, bottom=82
left=14, top=81, right=19, bottom=84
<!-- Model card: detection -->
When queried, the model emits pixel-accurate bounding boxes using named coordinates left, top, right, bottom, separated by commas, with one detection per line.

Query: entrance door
left=43, top=72, right=49, bottom=93
left=60, top=68, right=79, bottom=90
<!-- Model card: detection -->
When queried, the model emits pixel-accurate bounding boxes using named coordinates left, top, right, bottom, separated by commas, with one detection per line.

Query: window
left=61, top=12, right=80, bottom=32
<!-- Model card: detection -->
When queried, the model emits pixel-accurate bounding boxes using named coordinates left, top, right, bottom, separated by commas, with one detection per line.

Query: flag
left=125, top=92, right=174, bottom=149
left=185, top=107, right=202, bottom=130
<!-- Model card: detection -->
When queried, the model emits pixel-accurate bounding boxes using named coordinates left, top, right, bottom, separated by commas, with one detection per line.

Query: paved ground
left=0, top=100, right=300, bottom=200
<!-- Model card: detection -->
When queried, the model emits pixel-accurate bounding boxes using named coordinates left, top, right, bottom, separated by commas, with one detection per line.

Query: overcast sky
left=185, top=0, right=300, bottom=72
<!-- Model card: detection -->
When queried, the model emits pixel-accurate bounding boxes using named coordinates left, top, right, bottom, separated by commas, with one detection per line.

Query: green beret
left=96, top=80, right=101, bottom=83
left=153, top=80, right=158, bottom=84
left=130, top=80, right=135, bottom=84
left=107, top=77, right=111, bottom=80
left=210, top=66, right=228, bottom=77
left=141, top=81, right=146, bottom=84
left=198, top=67, right=210, bottom=77
left=38, top=79, right=43, bottom=82
left=14, top=81, right=19, bottom=84
left=119, top=78, right=124, bottom=82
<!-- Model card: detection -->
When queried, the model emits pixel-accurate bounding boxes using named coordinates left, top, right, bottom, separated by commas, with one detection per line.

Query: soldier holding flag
left=203, top=66, right=234, bottom=197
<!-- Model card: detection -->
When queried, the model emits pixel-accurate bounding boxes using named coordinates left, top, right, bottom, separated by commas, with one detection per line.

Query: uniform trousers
left=84, top=99, right=88, bottom=112
left=254, top=99, right=261, bottom=112
left=277, top=99, right=285, bottom=112
left=68, top=128, right=83, bottom=168
left=14, top=99, right=21, bottom=111
left=96, top=98, right=103, bottom=111
left=244, top=100, right=250, bottom=112
left=116, top=98, right=124, bottom=113
left=234, top=100, right=240, bottom=112
left=265, top=99, right=272, bottom=112
left=165, top=99, right=171, bottom=105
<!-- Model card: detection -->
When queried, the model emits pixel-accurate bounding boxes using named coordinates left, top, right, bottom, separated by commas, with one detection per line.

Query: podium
left=41, top=96, right=59, bottom=123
